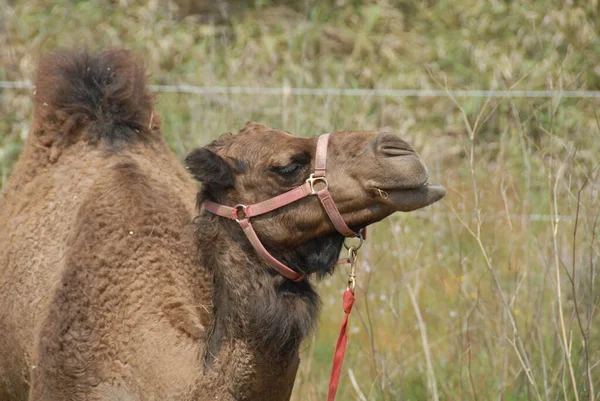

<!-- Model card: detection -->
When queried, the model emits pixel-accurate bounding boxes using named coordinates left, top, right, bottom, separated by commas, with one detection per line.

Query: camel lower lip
left=382, top=184, right=446, bottom=211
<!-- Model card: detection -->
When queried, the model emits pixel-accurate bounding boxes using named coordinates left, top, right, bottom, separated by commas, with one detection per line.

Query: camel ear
left=185, top=148, right=234, bottom=187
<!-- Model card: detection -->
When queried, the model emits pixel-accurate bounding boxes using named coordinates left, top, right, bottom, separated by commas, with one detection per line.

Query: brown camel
left=0, top=50, right=446, bottom=401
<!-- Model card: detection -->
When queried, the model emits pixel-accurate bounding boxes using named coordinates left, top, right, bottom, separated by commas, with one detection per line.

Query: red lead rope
left=327, top=246, right=358, bottom=401
left=326, top=288, right=356, bottom=401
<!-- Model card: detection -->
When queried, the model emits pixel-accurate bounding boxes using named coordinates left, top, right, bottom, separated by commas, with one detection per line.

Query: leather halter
left=203, top=134, right=361, bottom=282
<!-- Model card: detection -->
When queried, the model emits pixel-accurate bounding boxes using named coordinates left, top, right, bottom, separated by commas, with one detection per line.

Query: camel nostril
left=375, top=134, right=415, bottom=157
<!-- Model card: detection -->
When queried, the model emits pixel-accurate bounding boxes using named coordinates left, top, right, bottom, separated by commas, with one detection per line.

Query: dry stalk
left=547, top=133, right=580, bottom=401
left=500, top=176, right=514, bottom=231
left=569, top=171, right=596, bottom=401
left=347, top=368, right=368, bottom=401
left=463, top=289, right=481, bottom=401
left=406, top=283, right=440, bottom=401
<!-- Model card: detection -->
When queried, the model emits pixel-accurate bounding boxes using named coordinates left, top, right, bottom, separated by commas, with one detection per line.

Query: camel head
left=186, top=121, right=445, bottom=278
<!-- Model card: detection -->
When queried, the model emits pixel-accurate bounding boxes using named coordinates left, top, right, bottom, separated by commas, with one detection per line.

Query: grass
left=1, top=0, right=599, bottom=399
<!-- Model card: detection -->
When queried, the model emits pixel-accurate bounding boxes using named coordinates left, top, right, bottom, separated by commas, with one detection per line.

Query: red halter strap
left=202, top=133, right=361, bottom=281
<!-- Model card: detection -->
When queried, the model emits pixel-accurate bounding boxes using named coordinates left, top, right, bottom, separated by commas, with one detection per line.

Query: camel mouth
left=374, top=183, right=446, bottom=212
left=373, top=179, right=430, bottom=191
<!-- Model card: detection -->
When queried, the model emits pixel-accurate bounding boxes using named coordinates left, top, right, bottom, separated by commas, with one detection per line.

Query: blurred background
left=1, top=1, right=599, bottom=400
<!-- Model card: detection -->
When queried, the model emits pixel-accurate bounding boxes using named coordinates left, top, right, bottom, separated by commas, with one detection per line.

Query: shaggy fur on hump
left=33, top=49, right=159, bottom=145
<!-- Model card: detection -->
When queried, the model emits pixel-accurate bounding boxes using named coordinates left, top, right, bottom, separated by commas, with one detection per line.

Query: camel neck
left=198, top=337, right=300, bottom=400
left=195, top=224, right=317, bottom=400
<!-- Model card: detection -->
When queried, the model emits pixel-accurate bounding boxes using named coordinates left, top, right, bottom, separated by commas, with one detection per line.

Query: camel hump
left=32, top=49, right=159, bottom=145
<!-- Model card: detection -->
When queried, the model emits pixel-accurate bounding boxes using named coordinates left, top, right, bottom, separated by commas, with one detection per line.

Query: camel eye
left=272, top=162, right=302, bottom=177
left=270, top=152, right=310, bottom=178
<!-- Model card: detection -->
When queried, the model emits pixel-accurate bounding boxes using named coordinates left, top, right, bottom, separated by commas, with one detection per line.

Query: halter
left=203, top=134, right=362, bottom=282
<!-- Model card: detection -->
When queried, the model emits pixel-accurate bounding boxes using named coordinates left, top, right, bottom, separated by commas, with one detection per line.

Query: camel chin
left=385, top=184, right=446, bottom=212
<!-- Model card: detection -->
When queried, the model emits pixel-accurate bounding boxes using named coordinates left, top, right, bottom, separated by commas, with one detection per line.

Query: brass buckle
left=306, top=174, right=328, bottom=195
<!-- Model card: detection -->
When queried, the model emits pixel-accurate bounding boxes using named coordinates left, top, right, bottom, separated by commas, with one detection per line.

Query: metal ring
left=306, top=174, right=328, bottom=195
left=233, top=204, right=247, bottom=222
left=343, top=231, right=364, bottom=251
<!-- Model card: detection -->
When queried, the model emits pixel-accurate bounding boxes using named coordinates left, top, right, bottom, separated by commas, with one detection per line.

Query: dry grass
left=1, top=1, right=599, bottom=399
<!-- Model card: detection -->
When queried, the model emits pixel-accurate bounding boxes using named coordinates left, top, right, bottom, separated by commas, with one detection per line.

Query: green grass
left=1, top=1, right=599, bottom=400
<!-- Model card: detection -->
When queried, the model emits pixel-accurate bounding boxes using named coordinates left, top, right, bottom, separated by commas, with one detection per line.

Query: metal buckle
left=233, top=204, right=248, bottom=222
left=306, top=173, right=328, bottom=195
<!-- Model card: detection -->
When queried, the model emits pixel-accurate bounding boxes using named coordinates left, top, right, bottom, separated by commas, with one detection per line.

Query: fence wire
left=2, top=80, right=600, bottom=98
left=1, top=80, right=595, bottom=221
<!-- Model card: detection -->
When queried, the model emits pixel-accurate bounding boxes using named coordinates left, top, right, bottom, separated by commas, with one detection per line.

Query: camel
left=0, top=49, right=446, bottom=401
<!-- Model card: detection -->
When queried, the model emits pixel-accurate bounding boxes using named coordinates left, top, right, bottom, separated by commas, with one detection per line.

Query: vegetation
left=1, top=0, right=599, bottom=399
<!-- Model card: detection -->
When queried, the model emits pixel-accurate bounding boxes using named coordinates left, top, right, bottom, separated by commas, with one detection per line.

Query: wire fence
left=2, top=80, right=596, bottom=222
left=2, top=80, right=600, bottom=98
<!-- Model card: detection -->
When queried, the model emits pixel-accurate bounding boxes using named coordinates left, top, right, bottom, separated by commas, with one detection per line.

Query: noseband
left=203, top=134, right=363, bottom=282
